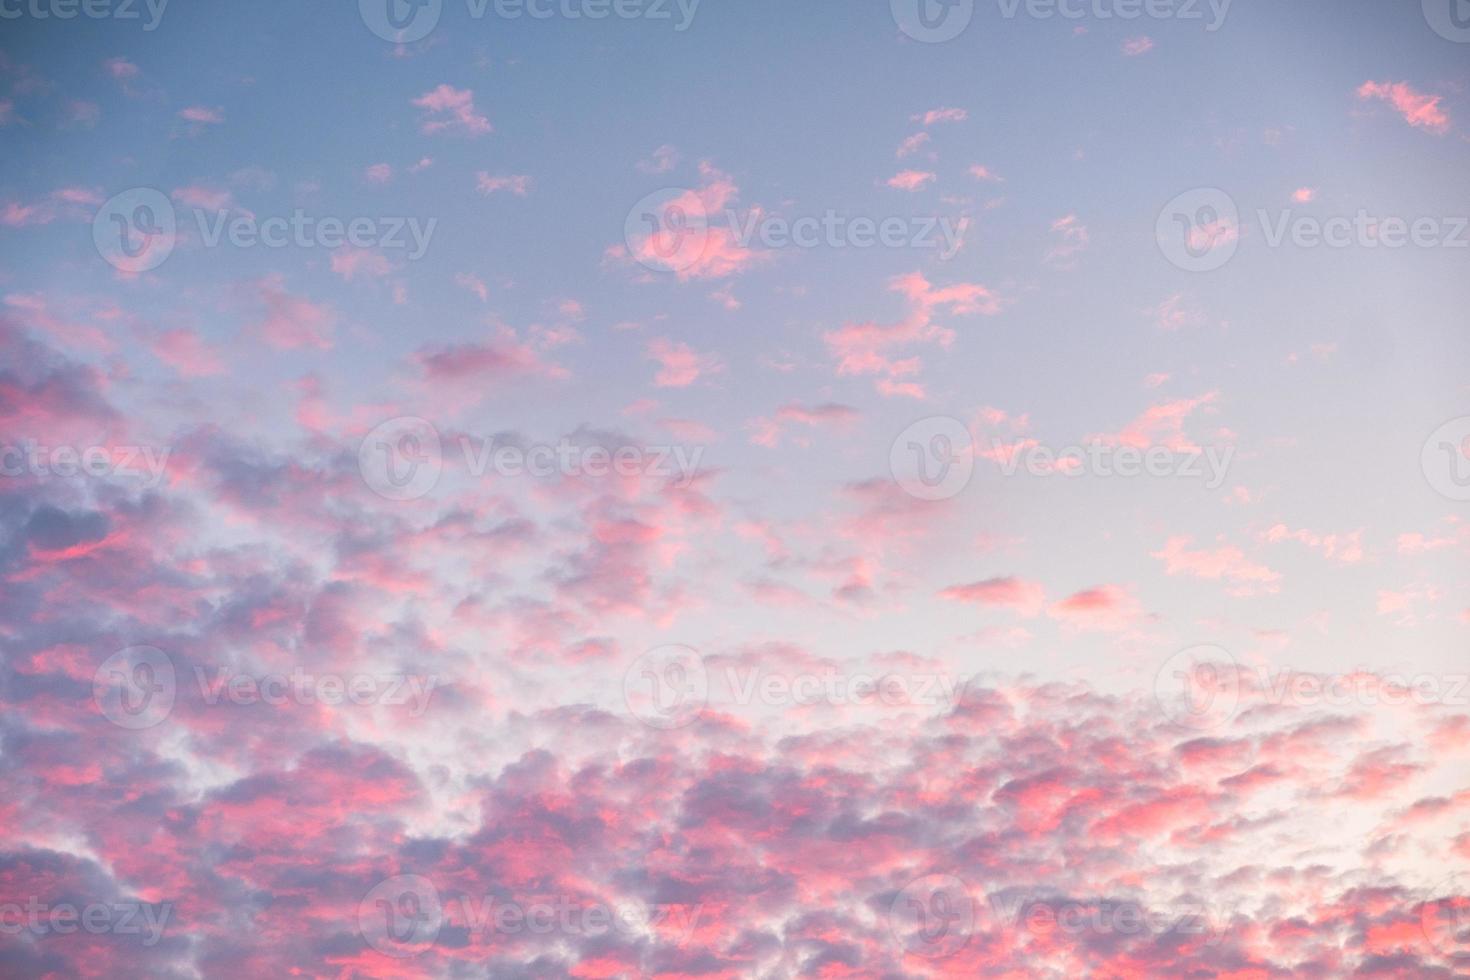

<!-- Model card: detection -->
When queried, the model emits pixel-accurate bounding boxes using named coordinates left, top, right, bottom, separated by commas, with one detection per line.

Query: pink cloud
left=1357, top=80, right=1450, bottom=134
left=939, top=576, right=1046, bottom=617
left=148, top=327, right=225, bottom=377
left=1152, top=535, right=1282, bottom=595
left=178, top=105, right=224, bottom=124
left=1122, top=36, right=1155, bottom=55
left=911, top=106, right=967, bottom=126
left=475, top=172, right=532, bottom=196
left=247, top=275, right=335, bottom=351
left=887, top=169, right=936, bottom=191
left=647, top=338, right=721, bottom=387
left=412, top=84, right=492, bottom=136
left=364, top=163, right=393, bottom=184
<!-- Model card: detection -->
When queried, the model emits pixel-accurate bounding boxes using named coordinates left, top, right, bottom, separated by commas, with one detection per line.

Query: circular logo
left=92, top=188, right=176, bottom=273
left=360, top=0, right=442, bottom=43
left=889, top=873, right=976, bottom=958
left=1420, top=874, right=1470, bottom=962
left=890, top=417, right=975, bottom=501
left=1421, top=416, right=1470, bottom=501
left=623, top=188, right=712, bottom=275
left=891, top=0, right=975, bottom=43
left=358, top=875, right=443, bottom=957
left=359, top=417, right=443, bottom=501
left=1154, top=644, right=1241, bottom=731
left=93, top=646, right=176, bottom=730
left=1424, top=0, right=1470, bottom=42
left=1156, top=188, right=1240, bottom=272
left=623, top=645, right=707, bottom=729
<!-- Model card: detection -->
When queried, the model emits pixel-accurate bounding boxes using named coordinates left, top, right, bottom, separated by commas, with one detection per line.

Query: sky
left=1, top=0, right=1470, bottom=976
